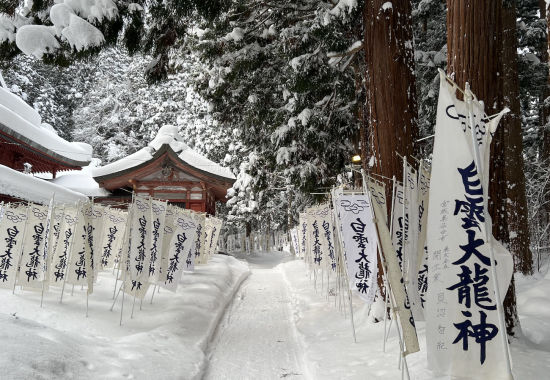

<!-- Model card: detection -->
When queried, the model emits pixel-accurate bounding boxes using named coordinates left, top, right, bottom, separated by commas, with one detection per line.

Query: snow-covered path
left=203, top=252, right=311, bottom=380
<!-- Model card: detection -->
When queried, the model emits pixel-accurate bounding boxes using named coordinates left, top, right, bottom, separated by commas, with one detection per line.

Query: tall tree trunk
left=447, top=0, right=520, bottom=337
left=543, top=2, right=550, bottom=254
left=362, top=0, right=418, bottom=303
left=362, top=0, right=419, bottom=203
left=502, top=0, right=533, bottom=276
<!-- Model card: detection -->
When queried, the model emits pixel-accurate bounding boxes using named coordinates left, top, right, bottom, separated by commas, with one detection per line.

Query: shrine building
left=0, top=85, right=91, bottom=204
left=92, top=125, right=236, bottom=215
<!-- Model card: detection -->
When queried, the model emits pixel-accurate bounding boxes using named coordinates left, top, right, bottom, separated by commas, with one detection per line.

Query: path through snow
left=203, top=251, right=311, bottom=380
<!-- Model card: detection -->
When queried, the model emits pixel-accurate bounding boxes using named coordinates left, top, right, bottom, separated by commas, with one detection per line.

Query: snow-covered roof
left=93, top=125, right=236, bottom=182
left=0, top=87, right=92, bottom=166
left=50, top=160, right=111, bottom=197
left=0, top=164, right=88, bottom=204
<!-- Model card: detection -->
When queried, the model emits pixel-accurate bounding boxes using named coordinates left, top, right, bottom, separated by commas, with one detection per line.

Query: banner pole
left=465, top=84, right=513, bottom=379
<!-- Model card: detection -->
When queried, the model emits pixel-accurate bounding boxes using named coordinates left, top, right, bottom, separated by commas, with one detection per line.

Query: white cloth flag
left=208, top=218, right=223, bottom=258
left=159, top=220, right=176, bottom=282
left=82, top=203, right=95, bottom=294
left=99, top=208, right=127, bottom=268
left=66, top=207, right=87, bottom=286
left=173, top=211, right=198, bottom=272
left=371, top=195, right=420, bottom=355
left=48, top=206, right=65, bottom=264
left=91, top=205, right=104, bottom=279
left=367, top=180, right=388, bottom=225
left=50, top=207, right=78, bottom=286
left=337, top=195, right=378, bottom=304
left=129, top=197, right=151, bottom=281
left=416, top=165, right=431, bottom=310
left=193, top=213, right=206, bottom=265
left=147, top=200, right=167, bottom=283
left=405, top=163, right=424, bottom=322
left=298, top=213, right=307, bottom=259
left=290, top=228, right=300, bottom=257
left=0, top=206, right=28, bottom=289
left=159, top=217, right=197, bottom=292
left=306, top=205, right=330, bottom=269
left=426, top=75, right=513, bottom=379
left=18, top=204, right=49, bottom=287
left=391, top=184, right=406, bottom=275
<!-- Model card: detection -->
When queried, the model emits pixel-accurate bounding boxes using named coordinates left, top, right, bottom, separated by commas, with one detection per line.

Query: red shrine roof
left=93, top=126, right=235, bottom=200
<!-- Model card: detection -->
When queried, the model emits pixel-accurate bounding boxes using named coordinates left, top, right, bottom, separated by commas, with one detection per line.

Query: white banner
left=391, top=184, right=406, bottom=275
left=83, top=203, right=95, bottom=294
left=367, top=180, right=388, bottom=225
left=159, top=220, right=176, bottom=283
left=208, top=218, right=223, bottom=258
left=99, top=208, right=127, bottom=268
left=0, top=206, right=28, bottom=289
left=193, top=213, right=206, bottom=265
left=18, top=204, right=48, bottom=288
left=50, top=207, right=78, bottom=286
left=371, top=195, right=420, bottom=355
left=173, top=212, right=198, bottom=272
left=48, top=206, right=65, bottom=265
left=337, top=195, right=378, bottom=303
left=147, top=200, right=167, bottom=283
left=159, top=218, right=197, bottom=292
left=66, top=206, right=87, bottom=286
left=416, top=165, right=431, bottom=309
left=426, top=75, right=513, bottom=379
left=404, top=163, right=424, bottom=322
left=129, top=197, right=151, bottom=281
left=290, top=228, right=300, bottom=257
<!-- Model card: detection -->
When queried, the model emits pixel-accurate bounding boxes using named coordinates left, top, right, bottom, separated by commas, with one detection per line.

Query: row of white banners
left=289, top=71, right=515, bottom=380
left=0, top=196, right=223, bottom=300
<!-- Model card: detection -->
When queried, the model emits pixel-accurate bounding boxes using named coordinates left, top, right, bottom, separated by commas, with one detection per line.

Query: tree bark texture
left=362, top=0, right=419, bottom=211
left=362, top=1, right=418, bottom=304
left=501, top=1, right=533, bottom=276
left=447, top=0, right=520, bottom=336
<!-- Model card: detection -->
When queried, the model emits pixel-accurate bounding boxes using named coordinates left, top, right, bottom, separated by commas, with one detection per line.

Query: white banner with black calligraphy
left=337, top=196, right=378, bottom=303
left=405, top=163, right=424, bottom=322
left=83, top=203, right=95, bottom=294
left=129, top=197, right=151, bottom=281
left=367, top=180, right=388, bottom=226
left=426, top=76, right=513, bottom=379
left=416, top=165, right=431, bottom=311
left=193, top=212, right=206, bottom=265
left=290, top=228, right=300, bottom=257
left=391, top=184, right=406, bottom=277
left=159, top=217, right=197, bottom=292
left=147, top=200, right=167, bottom=283
left=50, top=207, right=78, bottom=286
left=66, top=207, right=88, bottom=286
left=99, top=208, right=127, bottom=268
left=207, top=218, right=222, bottom=259
left=173, top=211, right=197, bottom=272
left=371, top=195, right=420, bottom=355
left=298, top=213, right=307, bottom=259
left=18, top=204, right=48, bottom=288
left=0, top=206, right=28, bottom=288
left=306, top=206, right=328, bottom=269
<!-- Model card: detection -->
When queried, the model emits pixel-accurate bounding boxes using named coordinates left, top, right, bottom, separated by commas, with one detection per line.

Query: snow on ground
left=281, top=259, right=550, bottom=380
left=204, top=250, right=310, bottom=380
left=0, top=254, right=249, bottom=380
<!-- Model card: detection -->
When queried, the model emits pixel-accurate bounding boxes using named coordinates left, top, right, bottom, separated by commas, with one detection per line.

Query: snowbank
left=0, top=254, right=250, bottom=380
left=282, top=260, right=550, bottom=380
left=93, top=125, right=235, bottom=181
left=0, top=164, right=88, bottom=204
left=51, top=164, right=110, bottom=197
